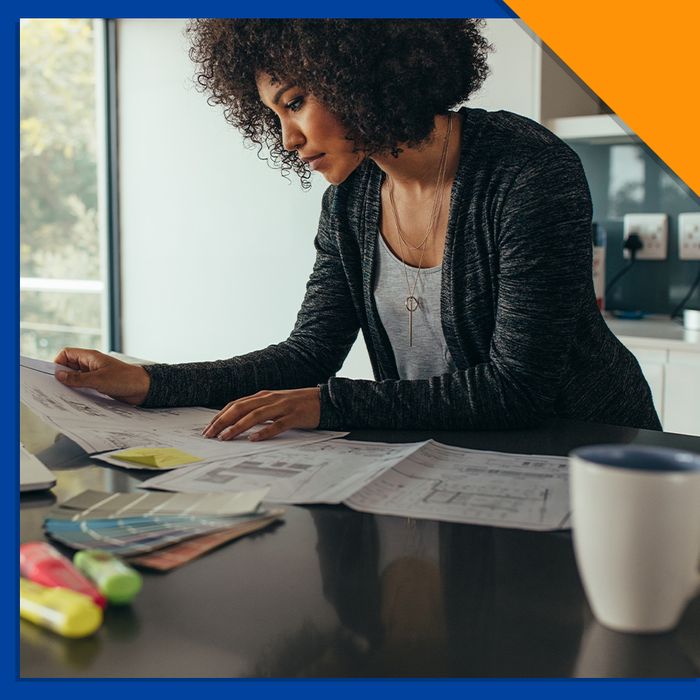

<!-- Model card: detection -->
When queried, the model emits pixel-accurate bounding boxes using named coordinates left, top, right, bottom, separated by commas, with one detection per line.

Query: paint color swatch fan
left=43, top=489, right=283, bottom=571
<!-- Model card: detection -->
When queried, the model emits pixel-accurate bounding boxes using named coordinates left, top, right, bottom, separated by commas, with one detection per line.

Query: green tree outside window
left=20, top=18, right=108, bottom=360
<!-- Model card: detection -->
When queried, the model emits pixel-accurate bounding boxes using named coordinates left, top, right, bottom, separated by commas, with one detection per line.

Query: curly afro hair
left=187, top=19, right=491, bottom=188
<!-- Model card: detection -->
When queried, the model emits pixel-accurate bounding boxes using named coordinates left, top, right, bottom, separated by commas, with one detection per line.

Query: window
left=20, top=18, right=111, bottom=361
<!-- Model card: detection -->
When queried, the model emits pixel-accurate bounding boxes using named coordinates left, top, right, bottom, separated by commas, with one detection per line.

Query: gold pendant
left=406, top=296, right=419, bottom=347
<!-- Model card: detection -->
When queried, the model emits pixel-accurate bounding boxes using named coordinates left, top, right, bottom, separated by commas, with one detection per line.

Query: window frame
left=104, top=18, right=122, bottom=353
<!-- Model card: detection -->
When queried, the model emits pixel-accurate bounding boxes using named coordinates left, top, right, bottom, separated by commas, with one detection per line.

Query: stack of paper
left=20, top=356, right=347, bottom=457
left=43, top=489, right=283, bottom=569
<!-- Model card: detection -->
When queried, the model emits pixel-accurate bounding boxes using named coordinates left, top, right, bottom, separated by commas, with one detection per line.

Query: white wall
left=467, top=20, right=541, bottom=120
left=117, top=19, right=373, bottom=376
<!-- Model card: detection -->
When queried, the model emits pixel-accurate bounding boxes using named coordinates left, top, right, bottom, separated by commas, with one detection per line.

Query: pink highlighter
left=20, top=542, right=107, bottom=609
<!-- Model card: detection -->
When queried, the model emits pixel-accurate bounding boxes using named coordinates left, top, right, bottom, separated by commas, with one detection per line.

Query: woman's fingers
left=54, top=347, right=103, bottom=372
left=54, top=350, right=81, bottom=371
left=248, top=419, right=291, bottom=442
left=53, top=347, right=151, bottom=405
left=202, top=393, right=271, bottom=437
left=202, top=387, right=321, bottom=441
left=54, top=348, right=108, bottom=388
left=201, top=400, right=236, bottom=435
left=217, top=404, right=285, bottom=441
left=56, top=366, right=103, bottom=389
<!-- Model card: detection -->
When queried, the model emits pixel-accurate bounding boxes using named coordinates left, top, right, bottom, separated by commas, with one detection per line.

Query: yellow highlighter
left=20, top=578, right=103, bottom=638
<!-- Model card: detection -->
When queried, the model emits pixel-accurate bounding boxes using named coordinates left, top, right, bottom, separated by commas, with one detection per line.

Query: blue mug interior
left=570, top=445, right=700, bottom=473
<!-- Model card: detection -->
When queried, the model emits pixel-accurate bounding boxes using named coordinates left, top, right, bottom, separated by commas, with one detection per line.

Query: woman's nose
left=281, top=122, right=305, bottom=153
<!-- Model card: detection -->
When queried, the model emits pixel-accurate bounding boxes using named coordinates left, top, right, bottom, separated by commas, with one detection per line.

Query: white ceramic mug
left=569, top=444, right=700, bottom=634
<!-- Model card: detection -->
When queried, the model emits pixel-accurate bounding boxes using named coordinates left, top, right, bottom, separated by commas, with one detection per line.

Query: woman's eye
left=286, top=97, right=304, bottom=112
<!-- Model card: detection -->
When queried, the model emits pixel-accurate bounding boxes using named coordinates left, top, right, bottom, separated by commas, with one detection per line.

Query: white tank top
left=374, top=232, right=458, bottom=380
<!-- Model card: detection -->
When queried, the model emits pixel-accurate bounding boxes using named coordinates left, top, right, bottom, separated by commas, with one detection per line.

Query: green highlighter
left=73, top=550, right=142, bottom=605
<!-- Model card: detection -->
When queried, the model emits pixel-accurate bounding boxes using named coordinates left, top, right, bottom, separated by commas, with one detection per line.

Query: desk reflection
left=440, top=525, right=586, bottom=676
left=310, top=508, right=449, bottom=675
left=574, top=618, right=698, bottom=677
left=20, top=619, right=102, bottom=671
left=305, top=509, right=588, bottom=677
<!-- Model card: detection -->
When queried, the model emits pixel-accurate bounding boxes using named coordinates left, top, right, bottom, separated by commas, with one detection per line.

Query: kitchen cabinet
left=606, top=318, right=700, bottom=437
left=469, top=20, right=632, bottom=143
left=663, top=352, right=700, bottom=436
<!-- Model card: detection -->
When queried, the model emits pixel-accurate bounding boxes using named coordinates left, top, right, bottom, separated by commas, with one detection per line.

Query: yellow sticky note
left=111, top=448, right=203, bottom=469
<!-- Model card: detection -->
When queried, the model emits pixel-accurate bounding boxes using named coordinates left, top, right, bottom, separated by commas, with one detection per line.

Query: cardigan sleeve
left=141, top=186, right=360, bottom=408
left=317, top=145, right=593, bottom=430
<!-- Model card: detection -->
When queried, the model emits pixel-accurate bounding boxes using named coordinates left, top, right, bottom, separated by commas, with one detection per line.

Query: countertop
left=20, top=414, right=700, bottom=678
left=605, top=315, right=700, bottom=352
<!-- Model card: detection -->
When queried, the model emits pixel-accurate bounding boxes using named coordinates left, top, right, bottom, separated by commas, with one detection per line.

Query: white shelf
left=544, top=114, right=637, bottom=143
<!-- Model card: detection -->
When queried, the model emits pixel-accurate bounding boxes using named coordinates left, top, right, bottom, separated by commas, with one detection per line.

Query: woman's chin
left=320, top=164, right=359, bottom=186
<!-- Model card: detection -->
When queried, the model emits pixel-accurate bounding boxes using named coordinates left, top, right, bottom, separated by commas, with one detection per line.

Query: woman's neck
left=370, top=112, right=462, bottom=196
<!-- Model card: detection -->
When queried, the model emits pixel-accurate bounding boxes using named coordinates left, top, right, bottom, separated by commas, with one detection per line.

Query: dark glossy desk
left=20, top=417, right=700, bottom=678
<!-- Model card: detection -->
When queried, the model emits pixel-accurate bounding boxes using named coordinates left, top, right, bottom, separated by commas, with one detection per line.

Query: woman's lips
left=307, top=154, right=326, bottom=171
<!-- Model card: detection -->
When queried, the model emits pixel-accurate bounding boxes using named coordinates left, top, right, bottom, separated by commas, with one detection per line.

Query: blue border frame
left=7, top=679, right=700, bottom=699
left=7, top=2, right=699, bottom=698
left=13, top=1, right=517, bottom=19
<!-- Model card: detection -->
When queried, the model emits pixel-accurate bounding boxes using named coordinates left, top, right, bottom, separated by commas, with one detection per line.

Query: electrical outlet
left=623, top=213, right=668, bottom=260
left=678, top=212, right=700, bottom=260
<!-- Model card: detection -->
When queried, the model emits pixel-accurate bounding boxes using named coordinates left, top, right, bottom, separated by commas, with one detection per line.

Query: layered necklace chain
left=386, top=113, right=453, bottom=347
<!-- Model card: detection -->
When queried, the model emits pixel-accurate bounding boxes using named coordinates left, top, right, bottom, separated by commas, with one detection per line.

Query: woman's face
left=256, top=73, right=365, bottom=186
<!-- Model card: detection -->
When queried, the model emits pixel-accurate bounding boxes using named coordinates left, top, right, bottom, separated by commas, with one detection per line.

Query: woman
left=54, top=19, right=661, bottom=440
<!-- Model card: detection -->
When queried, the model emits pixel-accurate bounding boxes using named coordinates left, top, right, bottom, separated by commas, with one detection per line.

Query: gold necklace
left=389, top=116, right=452, bottom=253
left=386, top=113, right=453, bottom=347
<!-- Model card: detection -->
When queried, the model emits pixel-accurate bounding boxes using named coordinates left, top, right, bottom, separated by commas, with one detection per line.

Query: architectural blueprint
left=344, top=440, right=570, bottom=530
left=142, top=440, right=426, bottom=503
left=142, top=439, right=571, bottom=531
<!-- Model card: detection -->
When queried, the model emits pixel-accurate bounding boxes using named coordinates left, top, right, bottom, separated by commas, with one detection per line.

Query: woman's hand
left=202, top=387, right=321, bottom=442
left=53, top=348, right=151, bottom=406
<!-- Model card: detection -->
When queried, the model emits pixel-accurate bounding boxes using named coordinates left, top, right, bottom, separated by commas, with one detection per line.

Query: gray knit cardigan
left=142, top=108, right=661, bottom=432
